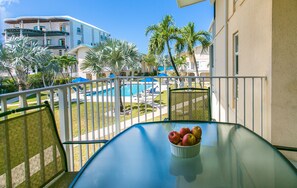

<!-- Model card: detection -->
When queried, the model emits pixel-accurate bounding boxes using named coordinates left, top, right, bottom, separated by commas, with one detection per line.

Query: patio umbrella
left=157, top=73, right=168, bottom=77
left=140, top=78, right=158, bottom=82
left=109, top=74, right=115, bottom=78
left=72, top=77, right=90, bottom=83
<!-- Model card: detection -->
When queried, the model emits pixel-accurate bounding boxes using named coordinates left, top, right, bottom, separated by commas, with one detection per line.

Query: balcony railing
left=4, top=28, right=69, bottom=37
left=0, top=76, right=267, bottom=171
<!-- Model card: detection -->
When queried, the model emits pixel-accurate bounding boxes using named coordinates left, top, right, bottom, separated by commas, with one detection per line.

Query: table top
left=70, top=121, right=297, bottom=188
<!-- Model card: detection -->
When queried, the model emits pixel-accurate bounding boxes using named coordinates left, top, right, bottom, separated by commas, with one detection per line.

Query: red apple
left=168, top=131, right=181, bottom=144
left=191, top=126, right=202, bottom=139
left=179, top=127, right=191, bottom=138
left=177, top=141, right=183, bottom=146
left=182, top=133, right=197, bottom=146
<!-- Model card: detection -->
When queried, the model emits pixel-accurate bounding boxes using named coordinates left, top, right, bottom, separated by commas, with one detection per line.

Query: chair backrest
left=168, top=87, right=211, bottom=121
left=0, top=102, right=67, bottom=188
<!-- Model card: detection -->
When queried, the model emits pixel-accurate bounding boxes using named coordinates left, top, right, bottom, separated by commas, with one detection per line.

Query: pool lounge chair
left=72, top=86, right=84, bottom=93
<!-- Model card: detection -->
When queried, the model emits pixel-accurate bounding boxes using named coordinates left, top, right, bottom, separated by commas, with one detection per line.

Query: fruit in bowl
left=168, top=131, right=181, bottom=144
left=168, top=126, right=202, bottom=158
left=191, top=126, right=202, bottom=140
left=182, top=133, right=197, bottom=146
left=179, top=127, right=191, bottom=137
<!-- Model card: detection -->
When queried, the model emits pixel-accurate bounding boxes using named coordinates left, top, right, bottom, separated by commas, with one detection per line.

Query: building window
left=59, top=50, right=63, bottom=56
left=77, top=40, right=81, bottom=45
left=59, top=39, right=65, bottom=46
left=40, top=26, right=46, bottom=31
left=60, top=24, right=66, bottom=32
left=233, top=33, right=239, bottom=100
left=47, top=39, right=51, bottom=46
left=77, top=27, right=81, bottom=34
left=33, top=26, right=45, bottom=31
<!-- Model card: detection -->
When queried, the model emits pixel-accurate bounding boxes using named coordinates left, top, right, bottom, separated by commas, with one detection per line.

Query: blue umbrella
left=72, top=77, right=89, bottom=83
left=140, top=77, right=158, bottom=82
left=109, top=74, right=115, bottom=78
left=157, top=73, right=168, bottom=77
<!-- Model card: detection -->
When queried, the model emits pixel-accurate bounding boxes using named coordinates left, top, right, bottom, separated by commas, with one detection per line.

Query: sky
left=0, top=0, right=213, bottom=53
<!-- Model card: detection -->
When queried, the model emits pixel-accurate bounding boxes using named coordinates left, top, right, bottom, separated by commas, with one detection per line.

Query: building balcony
left=0, top=75, right=296, bottom=187
left=3, top=28, right=69, bottom=37
left=46, top=45, right=68, bottom=49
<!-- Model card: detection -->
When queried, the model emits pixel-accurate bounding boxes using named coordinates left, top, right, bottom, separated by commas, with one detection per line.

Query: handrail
left=273, top=145, right=297, bottom=152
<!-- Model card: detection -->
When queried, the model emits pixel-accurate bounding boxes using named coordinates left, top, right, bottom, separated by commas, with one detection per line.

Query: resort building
left=181, top=46, right=210, bottom=76
left=178, top=0, right=297, bottom=161
left=2, top=16, right=110, bottom=56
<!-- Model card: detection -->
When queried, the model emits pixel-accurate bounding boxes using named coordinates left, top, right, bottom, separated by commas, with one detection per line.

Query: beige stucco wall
left=271, top=0, right=297, bottom=160
left=212, top=0, right=297, bottom=161
left=212, top=0, right=272, bottom=140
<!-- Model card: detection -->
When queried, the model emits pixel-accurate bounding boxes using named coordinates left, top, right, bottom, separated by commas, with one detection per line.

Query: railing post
left=58, top=87, right=71, bottom=169
left=19, top=94, right=27, bottom=108
left=114, top=78, right=121, bottom=134
left=188, top=77, right=192, bottom=87
left=0, top=98, right=7, bottom=119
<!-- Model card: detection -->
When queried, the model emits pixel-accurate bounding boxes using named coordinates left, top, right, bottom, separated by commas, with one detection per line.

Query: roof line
left=4, top=15, right=110, bottom=34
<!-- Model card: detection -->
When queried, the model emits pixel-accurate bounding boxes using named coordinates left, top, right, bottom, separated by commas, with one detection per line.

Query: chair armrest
left=63, top=140, right=109, bottom=145
left=273, top=145, right=297, bottom=152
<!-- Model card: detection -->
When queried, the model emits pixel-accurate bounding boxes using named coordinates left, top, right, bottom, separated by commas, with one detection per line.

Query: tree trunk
left=192, top=52, right=203, bottom=88
left=18, top=79, right=28, bottom=107
left=192, top=52, right=199, bottom=77
left=166, top=41, right=179, bottom=77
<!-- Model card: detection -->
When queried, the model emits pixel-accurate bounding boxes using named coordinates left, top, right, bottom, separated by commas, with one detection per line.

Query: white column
left=64, top=34, right=67, bottom=48
left=4, top=30, right=7, bottom=41
left=224, top=0, right=229, bottom=122
left=43, top=33, right=47, bottom=46
left=20, top=20, right=23, bottom=37
left=37, top=19, right=40, bottom=30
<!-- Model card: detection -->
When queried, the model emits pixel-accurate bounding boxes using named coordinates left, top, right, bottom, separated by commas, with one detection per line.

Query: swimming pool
left=87, top=84, right=153, bottom=97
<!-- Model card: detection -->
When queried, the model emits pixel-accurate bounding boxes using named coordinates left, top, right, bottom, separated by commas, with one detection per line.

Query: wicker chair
left=0, top=101, right=107, bottom=187
left=168, top=88, right=211, bottom=121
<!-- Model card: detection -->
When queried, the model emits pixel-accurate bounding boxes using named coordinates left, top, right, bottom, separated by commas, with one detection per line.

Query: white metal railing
left=0, top=76, right=267, bottom=171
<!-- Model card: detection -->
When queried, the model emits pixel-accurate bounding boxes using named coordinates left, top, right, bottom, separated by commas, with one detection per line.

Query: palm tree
left=52, top=54, right=77, bottom=82
left=146, top=15, right=180, bottom=76
left=175, top=22, right=211, bottom=76
left=0, top=43, right=16, bottom=84
left=142, top=54, right=157, bottom=72
left=174, top=55, right=187, bottom=72
left=35, top=51, right=60, bottom=87
left=1, top=36, right=52, bottom=91
left=81, top=38, right=140, bottom=112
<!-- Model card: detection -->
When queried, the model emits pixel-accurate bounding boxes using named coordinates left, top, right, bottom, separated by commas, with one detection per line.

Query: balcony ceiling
left=176, top=0, right=206, bottom=7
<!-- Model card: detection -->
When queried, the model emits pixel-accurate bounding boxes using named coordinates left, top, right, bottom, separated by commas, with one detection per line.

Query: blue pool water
left=158, top=66, right=173, bottom=71
left=87, top=84, right=153, bottom=97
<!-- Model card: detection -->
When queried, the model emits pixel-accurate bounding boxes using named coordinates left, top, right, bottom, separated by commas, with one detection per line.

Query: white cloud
left=0, top=0, right=19, bottom=42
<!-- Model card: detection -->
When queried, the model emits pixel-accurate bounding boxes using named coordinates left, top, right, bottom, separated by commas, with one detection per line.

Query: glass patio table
left=70, top=121, right=297, bottom=188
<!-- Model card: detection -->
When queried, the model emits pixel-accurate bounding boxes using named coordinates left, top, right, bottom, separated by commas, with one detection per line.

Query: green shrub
left=28, top=73, right=43, bottom=89
left=0, top=78, right=18, bottom=93
left=54, top=77, right=70, bottom=85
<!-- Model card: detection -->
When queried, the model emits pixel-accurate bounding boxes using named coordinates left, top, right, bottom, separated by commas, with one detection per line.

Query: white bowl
left=170, top=141, right=201, bottom=158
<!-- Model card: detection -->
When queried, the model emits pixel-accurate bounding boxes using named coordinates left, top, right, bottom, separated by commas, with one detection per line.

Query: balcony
left=0, top=76, right=270, bottom=171
left=46, top=45, right=68, bottom=49
left=3, top=28, right=69, bottom=37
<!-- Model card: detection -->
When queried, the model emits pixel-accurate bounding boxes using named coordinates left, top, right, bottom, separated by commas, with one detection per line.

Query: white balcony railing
left=0, top=76, right=267, bottom=171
